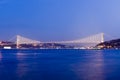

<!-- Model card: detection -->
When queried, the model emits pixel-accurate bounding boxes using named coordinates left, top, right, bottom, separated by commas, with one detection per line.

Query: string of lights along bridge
left=14, top=33, right=104, bottom=48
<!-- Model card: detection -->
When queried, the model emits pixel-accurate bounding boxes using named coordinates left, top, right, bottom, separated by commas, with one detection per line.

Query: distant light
left=4, top=46, right=11, bottom=49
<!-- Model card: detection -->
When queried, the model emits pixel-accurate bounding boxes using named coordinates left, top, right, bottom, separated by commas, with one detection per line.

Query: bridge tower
left=16, top=35, right=20, bottom=49
left=101, top=33, right=104, bottom=43
left=16, top=35, right=40, bottom=49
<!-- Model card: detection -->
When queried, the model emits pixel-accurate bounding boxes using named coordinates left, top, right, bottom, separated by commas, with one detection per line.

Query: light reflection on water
left=16, top=53, right=29, bottom=79
left=0, top=52, right=2, bottom=61
left=0, top=49, right=120, bottom=80
left=72, top=50, right=105, bottom=80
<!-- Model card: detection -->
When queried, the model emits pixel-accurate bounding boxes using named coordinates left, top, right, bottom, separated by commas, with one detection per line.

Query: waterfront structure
left=0, top=33, right=104, bottom=49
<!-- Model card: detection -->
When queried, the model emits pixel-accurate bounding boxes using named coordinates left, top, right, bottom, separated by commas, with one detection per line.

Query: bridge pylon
left=101, top=33, right=104, bottom=43
left=16, top=35, right=40, bottom=49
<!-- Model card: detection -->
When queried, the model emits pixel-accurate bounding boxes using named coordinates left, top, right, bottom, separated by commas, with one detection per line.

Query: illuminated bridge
left=14, top=33, right=104, bottom=48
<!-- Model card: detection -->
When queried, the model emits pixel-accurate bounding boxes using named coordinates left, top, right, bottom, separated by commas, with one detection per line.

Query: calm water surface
left=0, top=49, right=120, bottom=80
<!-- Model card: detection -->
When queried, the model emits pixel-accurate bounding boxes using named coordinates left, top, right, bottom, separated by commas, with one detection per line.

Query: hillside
left=96, top=39, right=120, bottom=49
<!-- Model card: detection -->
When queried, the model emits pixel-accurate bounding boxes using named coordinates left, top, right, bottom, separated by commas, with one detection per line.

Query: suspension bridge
left=12, top=33, right=105, bottom=48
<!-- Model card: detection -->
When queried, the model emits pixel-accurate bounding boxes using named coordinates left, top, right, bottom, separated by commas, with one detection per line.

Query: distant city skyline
left=0, top=0, right=120, bottom=41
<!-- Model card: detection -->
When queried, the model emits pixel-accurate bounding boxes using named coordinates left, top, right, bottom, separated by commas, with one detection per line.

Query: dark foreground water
left=0, top=49, right=120, bottom=80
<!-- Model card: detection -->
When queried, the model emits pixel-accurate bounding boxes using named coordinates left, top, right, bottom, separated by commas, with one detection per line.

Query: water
left=0, top=49, right=120, bottom=80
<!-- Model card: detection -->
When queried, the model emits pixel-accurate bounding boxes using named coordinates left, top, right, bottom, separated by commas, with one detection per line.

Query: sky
left=0, top=0, right=120, bottom=41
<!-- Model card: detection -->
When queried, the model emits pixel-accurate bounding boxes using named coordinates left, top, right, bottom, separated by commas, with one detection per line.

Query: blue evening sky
left=0, top=0, right=120, bottom=41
